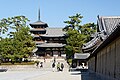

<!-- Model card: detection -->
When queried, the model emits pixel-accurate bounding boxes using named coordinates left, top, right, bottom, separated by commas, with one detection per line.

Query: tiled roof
left=74, top=53, right=90, bottom=59
left=35, top=41, right=44, bottom=44
left=82, top=16, right=120, bottom=53
left=30, top=29, right=46, bottom=32
left=92, top=23, right=120, bottom=55
left=82, top=36, right=101, bottom=52
left=30, top=21, right=48, bottom=27
left=37, top=43, right=66, bottom=48
left=98, top=16, right=120, bottom=35
left=40, top=28, right=66, bottom=37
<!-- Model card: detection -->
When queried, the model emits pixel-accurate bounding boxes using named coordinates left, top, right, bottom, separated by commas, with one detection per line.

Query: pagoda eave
left=40, top=35, right=65, bottom=38
left=30, top=29, right=46, bottom=32
left=36, top=43, right=66, bottom=48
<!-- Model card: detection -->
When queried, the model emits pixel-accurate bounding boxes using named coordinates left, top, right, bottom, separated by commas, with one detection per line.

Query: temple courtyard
left=0, top=68, right=104, bottom=80
left=0, top=58, right=104, bottom=80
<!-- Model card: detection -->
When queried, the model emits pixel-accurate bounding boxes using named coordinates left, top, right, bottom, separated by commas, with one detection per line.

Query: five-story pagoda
left=30, top=9, right=48, bottom=45
left=30, top=9, right=66, bottom=57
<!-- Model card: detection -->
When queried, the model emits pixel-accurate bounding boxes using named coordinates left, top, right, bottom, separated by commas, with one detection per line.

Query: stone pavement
left=0, top=58, right=81, bottom=80
left=0, top=69, right=81, bottom=80
left=0, top=58, right=107, bottom=80
left=29, top=68, right=81, bottom=80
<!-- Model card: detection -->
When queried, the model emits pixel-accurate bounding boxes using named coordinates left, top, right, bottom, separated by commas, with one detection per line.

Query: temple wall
left=88, top=36, right=120, bottom=80
left=88, top=57, right=95, bottom=71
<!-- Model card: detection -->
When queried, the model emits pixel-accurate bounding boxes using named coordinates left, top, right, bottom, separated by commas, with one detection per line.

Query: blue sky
left=0, top=0, right=120, bottom=28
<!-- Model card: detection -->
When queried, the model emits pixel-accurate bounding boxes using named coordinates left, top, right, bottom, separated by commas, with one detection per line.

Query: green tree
left=0, top=16, right=35, bottom=64
left=65, top=29, right=85, bottom=56
left=0, top=18, right=9, bottom=39
left=63, top=13, right=83, bottom=31
left=79, top=23, right=97, bottom=42
left=63, top=14, right=97, bottom=59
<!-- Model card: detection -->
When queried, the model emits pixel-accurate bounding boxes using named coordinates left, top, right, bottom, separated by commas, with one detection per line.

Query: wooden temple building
left=30, top=10, right=66, bottom=57
left=82, top=16, right=120, bottom=80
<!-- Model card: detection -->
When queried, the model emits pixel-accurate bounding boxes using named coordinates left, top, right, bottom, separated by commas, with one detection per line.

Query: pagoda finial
left=38, top=8, right=40, bottom=21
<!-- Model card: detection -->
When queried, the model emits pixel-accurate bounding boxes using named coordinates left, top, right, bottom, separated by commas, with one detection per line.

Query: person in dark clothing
left=61, top=63, right=64, bottom=71
left=36, top=61, right=39, bottom=67
left=40, top=62, right=43, bottom=68
left=52, top=62, right=55, bottom=72
left=53, top=57, right=56, bottom=63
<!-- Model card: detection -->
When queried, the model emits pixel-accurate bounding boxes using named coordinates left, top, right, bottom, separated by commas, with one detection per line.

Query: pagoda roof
left=32, top=35, right=39, bottom=38
left=37, top=43, right=66, bottom=48
left=40, top=28, right=66, bottom=37
left=30, top=28, right=46, bottom=32
left=30, top=20, right=48, bottom=27
left=35, top=41, right=44, bottom=44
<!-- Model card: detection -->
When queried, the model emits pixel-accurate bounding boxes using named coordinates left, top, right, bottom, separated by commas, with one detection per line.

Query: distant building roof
left=74, top=53, right=90, bottom=59
left=40, top=28, right=66, bottom=37
left=37, top=43, right=66, bottom=48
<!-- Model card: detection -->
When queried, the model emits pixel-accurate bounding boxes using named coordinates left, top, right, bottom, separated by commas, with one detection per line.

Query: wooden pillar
left=116, top=38, right=120, bottom=79
left=95, top=54, right=97, bottom=72
left=103, top=49, right=105, bottom=75
left=51, top=48, right=53, bottom=56
left=60, top=51, right=61, bottom=56
left=45, top=49, right=46, bottom=56
left=98, top=52, right=100, bottom=73
left=106, top=46, right=109, bottom=76
left=59, top=48, right=61, bottom=56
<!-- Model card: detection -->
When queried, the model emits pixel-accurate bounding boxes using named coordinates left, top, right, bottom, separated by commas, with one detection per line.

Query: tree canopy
left=63, top=13, right=83, bottom=31
left=63, top=13, right=97, bottom=59
left=0, top=16, right=35, bottom=64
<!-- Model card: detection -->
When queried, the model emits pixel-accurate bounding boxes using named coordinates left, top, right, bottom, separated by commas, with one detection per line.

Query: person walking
left=36, top=61, right=39, bottom=68
left=39, top=62, right=43, bottom=68
left=53, top=57, right=56, bottom=63
left=52, top=62, right=55, bottom=72
left=57, top=62, right=60, bottom=71
left=44, top=58, right=46, bottom=63
left=61, top=63, right=64, bottom=71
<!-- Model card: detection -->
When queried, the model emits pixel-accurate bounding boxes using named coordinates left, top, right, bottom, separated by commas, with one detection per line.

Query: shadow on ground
left=70, top=69, right=103, bottom=80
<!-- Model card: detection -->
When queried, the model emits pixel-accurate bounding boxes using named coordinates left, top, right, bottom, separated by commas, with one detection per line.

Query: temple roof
left=37, top=43, right=66, bottom=48
left=92, top=23, right=120, bottom=55
left=82, top=16, right=120, bottom=53
left=74, top=53, right=90, bottom=59
left=98, top=16, right=120, bottom=35
left=40, top=28, right=66, bottom=37
left=82, top=36, right=101, bottom=52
